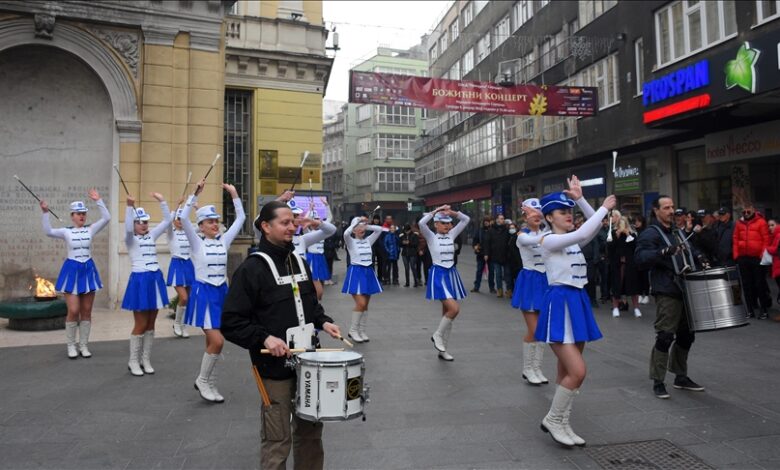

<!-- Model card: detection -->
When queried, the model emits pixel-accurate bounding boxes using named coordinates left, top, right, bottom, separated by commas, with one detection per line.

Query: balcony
left=225, top=14, right=327, bottom=56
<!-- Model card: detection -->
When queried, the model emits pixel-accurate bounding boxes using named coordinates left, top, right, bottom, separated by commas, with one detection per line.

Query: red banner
left=349, top=71, right=598, bottom=116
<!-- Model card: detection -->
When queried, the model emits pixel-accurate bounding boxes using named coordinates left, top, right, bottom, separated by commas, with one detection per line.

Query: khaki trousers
left=261, top=377, right=324, bottom=470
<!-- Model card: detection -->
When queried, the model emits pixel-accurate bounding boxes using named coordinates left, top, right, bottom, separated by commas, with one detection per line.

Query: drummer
left=221, top=200, right=342, bottom=470
left=635, top=195, right=706, bottom=399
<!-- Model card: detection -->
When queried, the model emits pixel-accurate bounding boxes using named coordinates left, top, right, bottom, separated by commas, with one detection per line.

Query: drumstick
left=260, top=347, right=344, bottom=354
left=338, top=336, right=354, bottom=348
left=14, top=175, right=62, bottom=222
left=251, top=365, right=271, bottom=407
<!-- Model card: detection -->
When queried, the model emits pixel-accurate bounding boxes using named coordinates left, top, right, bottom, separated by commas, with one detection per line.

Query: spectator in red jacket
left=733, top=204, right=771, bottom=318
left=767, top=218, right=780, bottom=309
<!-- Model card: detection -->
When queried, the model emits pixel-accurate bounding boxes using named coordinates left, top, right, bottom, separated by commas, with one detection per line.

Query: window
left=357, top=137, right=372, bottom=155
left=476, top=32, right=491, bottom=63
left=462, top=47, right=474, bottom=75
left=494, top=15, right=511, bottom=48
left=439, top=34, right=448, bottom=55
left=578, top=0, right=618, bottom=28
left=463, top=2, right=473, bottom=28
left=655, top=0, right=737, bottom=66
left=513, top=0, right=533, bottom=31
left=429, top=44, right=438, bottom=63
left=567, top=53, right=620, bottom=109
left=223, top=89, right=252, bottom=235
left=449, top=61, right=461, bottom=80
left=375, top=168, right=415, bottom=192
left=375, top=134, right=415, bottom=160
left=539, top=0, right=550, bottom=7
left=756, top=0, right=780, bottom=23
left=357, top=104, right=372, bottom=122
left=474, top=0, right=489, bottom=15
left=228, top=1, right=239, bottom=15
left=634, top=37, right=644, bottom=96
left=450, top=19, right=459, bottom=41
left=374, top=66, right=418, bottom=75
left=376, top=105, right=416, bottom=126
left=357, top=169, right=371, bottom=187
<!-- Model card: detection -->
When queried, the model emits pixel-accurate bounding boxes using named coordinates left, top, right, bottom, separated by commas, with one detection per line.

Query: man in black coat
left=471, top=217, right=493, bottom=292
left=484, top=214, right=510, bottom=297
left=222, top=201, right=342, bottom=470
left=714, top=207, right=735, bottom=266
left=635, top=195, right=705, bottom=400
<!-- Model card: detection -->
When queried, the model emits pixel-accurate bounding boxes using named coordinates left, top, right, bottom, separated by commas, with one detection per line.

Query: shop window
left=655, top=0, right=737, bottom=67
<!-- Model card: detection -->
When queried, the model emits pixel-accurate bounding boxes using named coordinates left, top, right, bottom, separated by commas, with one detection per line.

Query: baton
left=202, top=154, right=221, bottom=181
left=14, top=175, right=62, bottom=222
left=179, top=171, right=192, bottom=200
left=113, top=164, right=139, bottom=218
left=289, top=151, right=310, bottom=191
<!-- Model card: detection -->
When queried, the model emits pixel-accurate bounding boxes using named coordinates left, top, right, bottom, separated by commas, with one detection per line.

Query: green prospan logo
left=724, top=42, right=761, bottom=93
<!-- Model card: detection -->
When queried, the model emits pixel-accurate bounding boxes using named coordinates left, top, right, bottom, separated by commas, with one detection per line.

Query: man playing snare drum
left=222, top=200, right=342, bottom=470
left=635, top=195, right=707, bottom=400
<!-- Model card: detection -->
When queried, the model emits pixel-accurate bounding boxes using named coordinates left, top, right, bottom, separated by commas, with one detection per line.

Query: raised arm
left=41, top=208, right=67, bottom=239
left=301, top=220, right=337, bottom=246
left=179, top=194, right=203, bottom=253
left=448, top=211, right=471, bottom=239
left=575, top=197, right=596, bottom=219
left=221, top=196, right=246, bottom=249
left=542, top=207, right=609, bottom=252
left=517, top=230, right=545, bottom=248
left=150, top=197, right=173, bottom=240
left=89, top=198, right=111, bottom=236
left=365, top=224, right=386, bottom=245
left=418, top=212, right=435, bottom=243
left=124, top=204, right=136, bottom=246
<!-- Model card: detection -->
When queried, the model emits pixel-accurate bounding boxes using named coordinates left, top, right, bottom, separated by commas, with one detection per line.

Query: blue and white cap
left=522, top=198, right=541, bottom=210
left=308, top=209, right=321, bottom=220
left=287, top=199, right=303, bottom=215
left=540, top=192, right=575, bottom=215
left=196, top=205, right=220, bottom=223
left=433, top=212, right=453, bottom=223
left=175, top=205, right=185, bottom=219
left=70, top=201, right=88, bottom=213
left=133, top=207, right=151, bottom=221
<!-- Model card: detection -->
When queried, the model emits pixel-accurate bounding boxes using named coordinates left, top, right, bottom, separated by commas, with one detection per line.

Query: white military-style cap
left=70, top=201, right=88, bottom=213
left=196, top=205, right=220, bottom=223
left=433, top=212, right=453, bottom=223
left=522, top=198, right=541, bottom=210
left=287, top=199, right=304, bottom=215
left=133, top=207, right=151, bottom=221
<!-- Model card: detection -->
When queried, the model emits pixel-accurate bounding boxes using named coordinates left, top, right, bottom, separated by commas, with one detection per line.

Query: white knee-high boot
left=78, top=321, right=92, bottom=358
left=561, top=388, right=585, bottom=446
left=194, top=352, right=218, bottom=402
left=65, top=321, right=79, bottom=359
left=358, top=310, right=370, bottom=342
left=533, top=342, right=549, bottom=384
left=523, top=342, right=541, bottom=385
left=208, top=353, right=225, bottom=403
left=431, top=316, right=452, bottom=352
left=141, top=330, right=155, bottom=374
left=540, top=385, right=576, bottom=447
left=128, top=335, right=144, bottom=376
left=438, top=317, right=454, bottom=361
left=173, top=305, right=189, bottom=338
left=348, top=311, right=365, bottom=343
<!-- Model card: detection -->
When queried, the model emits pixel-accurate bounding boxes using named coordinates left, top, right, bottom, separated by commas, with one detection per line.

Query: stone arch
left=0, top=17, right=140, bottom=139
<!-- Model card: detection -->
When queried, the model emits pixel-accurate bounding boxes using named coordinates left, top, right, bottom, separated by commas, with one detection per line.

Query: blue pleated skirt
left=167, top=257, right=195, bottom=287
left=307, top=253, right=331, bottom=281
left=121, top=270, right=169, bottom=311
left=535, top=285, right=602, bottom=344
left=511, top=269, right=549, bottom=311
left=426, top=265, right=467, bottom=300
left=185, top=280, right=228, bottom=329
left=341, top=265, right=382, bottom=295
left=56, top=258, right=102, bottom=295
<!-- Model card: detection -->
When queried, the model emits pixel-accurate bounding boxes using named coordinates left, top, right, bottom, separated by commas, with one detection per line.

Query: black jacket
left=221, top=237, right=334, bottom=379
left=715, top=219, right=734, bottom=264
left=484, top=225, right=510, bottom=263
left=399, top=230, right=419, bottom=257
left=634, top=220, right=700, bottom=297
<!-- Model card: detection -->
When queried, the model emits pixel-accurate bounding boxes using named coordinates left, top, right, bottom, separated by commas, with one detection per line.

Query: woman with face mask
left=121, top=193, right=173, bottom=376
left=535, top=179, right=616, bottom=448
left=179, top=178, right=246, bottom=403
left=40, top=189, right=110, bottom=359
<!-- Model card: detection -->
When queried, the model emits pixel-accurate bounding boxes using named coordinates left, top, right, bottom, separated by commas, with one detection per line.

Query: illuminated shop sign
left=642, top=60, right=709, bottom=107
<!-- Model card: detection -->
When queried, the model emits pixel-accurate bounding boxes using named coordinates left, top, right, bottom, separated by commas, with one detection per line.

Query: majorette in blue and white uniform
left=420, top=208, right=470, bottom=361
left=342, top=216, right=384, bottom=296
left=121, top=201, right=174, bottom=377
left=179, top=194, right=246, bottom=330
left=418, top=211, right=470, bottom=301
left=121, top=204, right=173, bottom=311
left=43, top=200, right=110, bottom=295
left=304, top=206, right=336, bottom=282
left=342, top=216, right=386, bottom=343
left=167, top=206, right=195, bottom=287
left=535, top=194, right=605, bottom=344
left=511, top=198, right=549, bottom=312
left=43, top=197, right=111, bottom=359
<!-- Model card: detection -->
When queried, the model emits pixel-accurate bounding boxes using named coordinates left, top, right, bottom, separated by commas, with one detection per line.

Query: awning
left=424, top=184, right=492, bottom=206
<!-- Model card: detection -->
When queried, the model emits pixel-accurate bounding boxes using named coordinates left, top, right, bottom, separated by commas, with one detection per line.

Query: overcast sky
left=322, top=0, right=448, bottom=102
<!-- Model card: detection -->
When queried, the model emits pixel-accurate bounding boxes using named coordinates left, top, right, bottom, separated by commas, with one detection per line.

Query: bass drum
left=295, top=351, right=367, bottom=422
left=683, top=266, right=749, bottom=332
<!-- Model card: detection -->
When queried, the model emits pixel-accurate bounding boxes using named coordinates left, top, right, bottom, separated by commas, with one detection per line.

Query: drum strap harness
left=650, top=225, right=697, bottom=281
left=252, top=251, right=309, bottom=327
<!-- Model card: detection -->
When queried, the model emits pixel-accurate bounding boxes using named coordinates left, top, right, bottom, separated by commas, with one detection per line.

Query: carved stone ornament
left=87, top=27, right=140, bottom=78
left=34, top=13, right=55, bottom=39
left=257, top=59, right=269, bottom=76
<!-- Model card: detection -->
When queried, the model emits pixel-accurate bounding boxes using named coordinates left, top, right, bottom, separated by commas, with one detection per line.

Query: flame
left=32, top=276, right=57, bottom=298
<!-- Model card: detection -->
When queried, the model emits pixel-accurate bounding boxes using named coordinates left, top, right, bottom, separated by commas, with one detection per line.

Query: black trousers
left=402, top=254, right=419, bottom=285
left=737, top=256, right=771, bottom=312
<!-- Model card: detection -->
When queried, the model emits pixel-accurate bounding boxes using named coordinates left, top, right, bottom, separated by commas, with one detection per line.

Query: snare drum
left=295, top=351, right=367, bottom=422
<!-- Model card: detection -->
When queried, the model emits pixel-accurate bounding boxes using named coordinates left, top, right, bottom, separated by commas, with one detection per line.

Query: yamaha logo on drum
left=304, top=371, right=312, bottom=407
